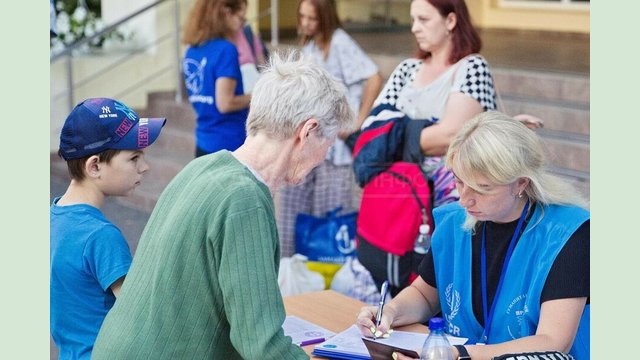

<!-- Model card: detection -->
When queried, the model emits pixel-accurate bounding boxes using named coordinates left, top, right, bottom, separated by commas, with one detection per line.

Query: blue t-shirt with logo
left=50, top=198, right=132, bottom=360
left=183, top=38, right=248, bottom=153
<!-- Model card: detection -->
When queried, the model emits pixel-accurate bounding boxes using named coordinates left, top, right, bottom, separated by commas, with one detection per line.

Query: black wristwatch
left=454, top=345, right=472, bottom=360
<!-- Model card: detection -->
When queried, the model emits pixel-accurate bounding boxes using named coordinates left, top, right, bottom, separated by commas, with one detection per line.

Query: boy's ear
left=84, top=155, right=102, bottom=179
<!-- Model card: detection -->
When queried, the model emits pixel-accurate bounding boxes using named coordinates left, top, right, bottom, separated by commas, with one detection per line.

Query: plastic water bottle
left=413, top=224, right=431, bottom=254
left=420, top=317, right=454, bottom=360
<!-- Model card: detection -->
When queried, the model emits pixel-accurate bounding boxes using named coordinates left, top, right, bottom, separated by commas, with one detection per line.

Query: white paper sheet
left=314, top=324, right=370, bottom=358
left=283, top=315, right=336, bottom=346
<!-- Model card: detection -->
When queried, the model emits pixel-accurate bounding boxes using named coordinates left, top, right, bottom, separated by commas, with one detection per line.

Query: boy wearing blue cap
left=50, top=97, right=165, bottom=360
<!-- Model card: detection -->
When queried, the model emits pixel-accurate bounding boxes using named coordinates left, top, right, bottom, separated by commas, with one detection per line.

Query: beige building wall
left=471, top=0, right=589, bottom=33
left=309, top=0, right=589, bottom=34
left=337, top=0, right=411, bottom=24
left=259, top=0, right=300, bottom=32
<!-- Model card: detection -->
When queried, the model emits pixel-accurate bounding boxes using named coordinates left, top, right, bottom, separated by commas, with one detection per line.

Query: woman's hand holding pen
left=355, top=304, right=396, bottom=338
left=356, top=280, right=394, bottom=338
left=356, top=305, right=421, bottom=360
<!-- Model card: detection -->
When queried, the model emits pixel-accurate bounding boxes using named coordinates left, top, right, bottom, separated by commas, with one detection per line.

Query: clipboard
left=362, top=337, right=420, bottom=359
left=312, top=324, right=467, bottom=360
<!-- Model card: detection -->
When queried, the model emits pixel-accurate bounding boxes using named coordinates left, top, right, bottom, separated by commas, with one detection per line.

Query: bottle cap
left=428, top=317, right=445, bottom=331
left=419, top=224, right=430, bottom=234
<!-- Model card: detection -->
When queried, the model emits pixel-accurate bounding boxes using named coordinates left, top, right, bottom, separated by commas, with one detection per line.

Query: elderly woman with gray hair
left=92, top=51, right=353, bottom=360
left=356, top=111, right=589, bottom=360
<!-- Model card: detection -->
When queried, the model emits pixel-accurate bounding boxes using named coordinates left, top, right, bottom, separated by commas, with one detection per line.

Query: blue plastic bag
left=295, top=206, right=358, bottom=264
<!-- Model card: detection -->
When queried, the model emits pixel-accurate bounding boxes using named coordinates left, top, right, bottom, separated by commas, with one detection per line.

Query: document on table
left=313, top=325, right=370, bottom=360
left=283, top=315, right=335, bottom=346
left=312, top=324, right=468, bottom=360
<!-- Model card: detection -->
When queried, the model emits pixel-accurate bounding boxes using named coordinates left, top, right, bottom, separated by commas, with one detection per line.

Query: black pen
left=373, top=280, right=389, bottom=339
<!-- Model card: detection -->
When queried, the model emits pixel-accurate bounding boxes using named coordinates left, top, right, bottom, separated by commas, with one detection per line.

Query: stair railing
left=51, top=0, right=183, bottom=112
left=51, top=0, right=276, bottom=117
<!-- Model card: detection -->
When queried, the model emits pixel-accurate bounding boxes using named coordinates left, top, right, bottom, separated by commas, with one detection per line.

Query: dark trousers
left=356, top=236, right=426, bottom=297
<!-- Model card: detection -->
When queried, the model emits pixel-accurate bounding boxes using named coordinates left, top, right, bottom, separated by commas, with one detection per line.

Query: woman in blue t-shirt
left=182, top=0, right=251, bottom=156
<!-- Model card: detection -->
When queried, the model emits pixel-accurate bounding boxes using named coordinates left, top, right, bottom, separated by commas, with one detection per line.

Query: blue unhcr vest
left=431, top=202, right=589, bottom=359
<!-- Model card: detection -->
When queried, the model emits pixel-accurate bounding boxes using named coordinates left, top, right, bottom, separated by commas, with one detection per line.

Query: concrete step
left=149, top=99, right=196, bottom=132
left=152, top=126, right=196, bottom=155
left=147, top=90, right=177, bottom=103
left=500, top=97, right=589, bottom=136
left=138, top=91, right=196, bottom=133
left=369, top=53, right=590, bottom=106
left=539, top=135, right=589, bottom=174
left=492, top=68, right=589, bottom=105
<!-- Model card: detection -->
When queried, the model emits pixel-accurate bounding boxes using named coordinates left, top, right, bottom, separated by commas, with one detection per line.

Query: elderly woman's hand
left=355, top=305, right=395, bottom=338
left=513, top=113, right=544, bottom=129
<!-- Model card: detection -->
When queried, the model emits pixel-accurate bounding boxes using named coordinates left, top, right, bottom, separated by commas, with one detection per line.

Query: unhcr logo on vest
left=506, top=294, right=529, bottom=340
left=445, top=283, right=461, bottom=336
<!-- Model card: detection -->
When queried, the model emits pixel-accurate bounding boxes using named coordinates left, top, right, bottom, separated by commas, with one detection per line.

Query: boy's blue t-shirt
left=50, top=197, right=132, bottom=360
left=183, top=38, right=248, bottom=153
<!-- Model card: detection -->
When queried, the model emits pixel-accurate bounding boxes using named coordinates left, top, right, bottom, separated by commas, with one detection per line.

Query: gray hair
left=445, top=111, right=588, bottom=228
left=246, top=50, right=354, bottom=140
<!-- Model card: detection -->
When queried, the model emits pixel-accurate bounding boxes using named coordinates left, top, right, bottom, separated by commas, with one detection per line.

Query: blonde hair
left=246, top=50, right=354, bottom=140
left=446, top=111, right=588, bottom=228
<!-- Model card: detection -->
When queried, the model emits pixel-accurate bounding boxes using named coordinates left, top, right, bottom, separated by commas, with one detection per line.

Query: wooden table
left=284, top=290, right=428, bottom=357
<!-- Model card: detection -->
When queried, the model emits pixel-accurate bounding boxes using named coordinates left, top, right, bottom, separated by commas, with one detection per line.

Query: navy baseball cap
left=59, top=98, right=166, bottom=160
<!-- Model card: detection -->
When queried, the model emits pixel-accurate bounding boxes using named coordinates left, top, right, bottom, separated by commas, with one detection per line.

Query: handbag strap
left=243, top=24, right=257, bottom=61
left=386, top=170, right=428, bottom=214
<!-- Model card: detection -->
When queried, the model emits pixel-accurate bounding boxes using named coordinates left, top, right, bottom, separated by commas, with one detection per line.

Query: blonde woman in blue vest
left=356, top=111, right=589, bottom=360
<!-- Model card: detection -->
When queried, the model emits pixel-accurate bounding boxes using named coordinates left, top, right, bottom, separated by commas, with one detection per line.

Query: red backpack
left=355, top=161, right=433, bottom=256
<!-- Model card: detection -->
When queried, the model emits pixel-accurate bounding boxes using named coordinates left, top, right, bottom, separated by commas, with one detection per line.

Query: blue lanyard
left=479, top=199, right=529, bottom=344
